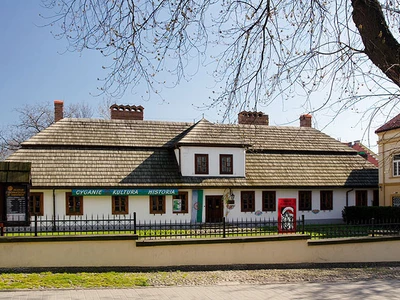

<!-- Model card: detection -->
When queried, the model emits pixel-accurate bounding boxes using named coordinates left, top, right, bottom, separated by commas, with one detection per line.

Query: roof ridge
left=58, top=117, right=194, bottom=126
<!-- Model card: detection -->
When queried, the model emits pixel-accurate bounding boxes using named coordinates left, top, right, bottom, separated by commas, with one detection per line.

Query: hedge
left=342, top=206, right=400, bottom=223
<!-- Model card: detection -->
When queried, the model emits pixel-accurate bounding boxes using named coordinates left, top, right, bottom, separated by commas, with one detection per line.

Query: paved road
left=0, top=280, right=399, bottom=300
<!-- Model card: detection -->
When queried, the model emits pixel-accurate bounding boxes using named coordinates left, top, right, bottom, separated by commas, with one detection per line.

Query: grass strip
left=0, top=272, right=148, bottom=290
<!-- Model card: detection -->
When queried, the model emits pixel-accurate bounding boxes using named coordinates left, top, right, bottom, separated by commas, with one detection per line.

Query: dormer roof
left=175, top=118, right=250, bottom=147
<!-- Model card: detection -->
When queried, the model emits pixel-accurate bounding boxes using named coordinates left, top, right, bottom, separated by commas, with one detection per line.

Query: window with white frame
left=394, top=154, right=400, bottom=176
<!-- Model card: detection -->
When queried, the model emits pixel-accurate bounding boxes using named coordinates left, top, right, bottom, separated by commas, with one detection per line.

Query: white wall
left=33, top=187, right=376, bottom=223
left=33, top=189, right=193, bottom=222
left=130, top=191, right=192, bottom=222
left=206, top=188, right=376, bottom=222
left=178, top=146, right=246, bottom=177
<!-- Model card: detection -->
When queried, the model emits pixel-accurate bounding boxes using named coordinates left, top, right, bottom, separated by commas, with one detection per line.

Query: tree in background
left=41, top=0, right=400, bottom=123
left=0, top=101, right=93, bottom=160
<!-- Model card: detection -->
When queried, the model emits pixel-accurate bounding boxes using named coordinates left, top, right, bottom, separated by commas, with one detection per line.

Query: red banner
left=278, top=198, right=296, bottom=233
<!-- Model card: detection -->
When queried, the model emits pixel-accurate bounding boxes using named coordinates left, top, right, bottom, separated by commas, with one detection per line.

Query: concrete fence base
left=1, top=235, right=399, bottom=269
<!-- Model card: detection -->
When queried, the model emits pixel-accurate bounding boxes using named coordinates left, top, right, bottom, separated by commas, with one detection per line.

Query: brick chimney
left=54, top=100, right=64, bottom=122
left=300, top=114, right=312, bottom=127
left=238, top=111, right=269, bottom=125
left=110, top=104, right=144, bottom=120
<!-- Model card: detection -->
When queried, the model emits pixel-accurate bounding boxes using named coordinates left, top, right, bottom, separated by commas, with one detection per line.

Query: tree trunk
left=352, top=0, right=400, bottom=87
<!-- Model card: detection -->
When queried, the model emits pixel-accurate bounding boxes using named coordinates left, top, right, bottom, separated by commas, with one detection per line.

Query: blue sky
left=0, top=1, right=392, bottom=152
left=0, top=1, right=220, bottom=123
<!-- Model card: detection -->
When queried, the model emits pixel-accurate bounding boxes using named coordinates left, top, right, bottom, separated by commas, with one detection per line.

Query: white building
left=5, top=101, right=378, bottom=223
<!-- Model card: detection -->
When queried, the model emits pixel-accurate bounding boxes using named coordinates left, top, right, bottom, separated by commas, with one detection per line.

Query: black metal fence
left=1, top=213, right=400, bottom=240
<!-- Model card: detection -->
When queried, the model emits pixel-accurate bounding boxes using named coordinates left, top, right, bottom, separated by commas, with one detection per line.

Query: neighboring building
left=346, top=141, right=379, bottom=168
left=376, top=114, right=400, bottom=206
left=5, top=101, right=378, bottom=223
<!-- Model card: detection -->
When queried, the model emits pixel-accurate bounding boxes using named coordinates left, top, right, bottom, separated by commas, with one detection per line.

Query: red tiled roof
left=375, top=113, right=400, bottom=133
left=350, top=142, right=379, bottom=167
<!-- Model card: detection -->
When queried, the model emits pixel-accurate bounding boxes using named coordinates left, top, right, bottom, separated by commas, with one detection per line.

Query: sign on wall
left=0, top=162, right=31, bottom=226
left=173, top=198, right=182, bottom=212
left=72, top=189, right=178, bottom=196
left=278, top=198, right=296, bottom=233
left=5, top=185, right=29, bottom=224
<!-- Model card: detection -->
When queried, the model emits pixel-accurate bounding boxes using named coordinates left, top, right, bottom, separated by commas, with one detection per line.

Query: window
left=29, top=192, right=43, bottom=216
left=66, top=192, right=83, bottom=215
left=356, top=190, right=368, bottom=206
left=195, top=154, right=209, bottom=174
left=392, top=196, right=400, bottom=207
left=320, top=191, right=333, bottom=211
left=150, top=195, right=165, bottom=214
left=220, top=154, right=233, bottom=174
left=112, top=196, right=129, bottom=214
left=173, top=192, right=189, bottom=213
left=299, top=191, right=312, bottom=211
left=241, top=191, right=255, bottom=212
left=394, top=154, right=400, bottom=176
left=262, top=191, right=276, bottom=211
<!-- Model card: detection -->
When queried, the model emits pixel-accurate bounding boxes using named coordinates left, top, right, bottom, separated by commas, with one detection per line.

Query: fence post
left=52, top=214, right=56, bottom=232
left=133, top=212, right=137, bottom=235
left=371, top=217, right=375, bottom=237
left=34, top=214, right=38, bottom=237
left=223, top=217, right=226, bottom=238
left=302, top=215, right=305, bottom=234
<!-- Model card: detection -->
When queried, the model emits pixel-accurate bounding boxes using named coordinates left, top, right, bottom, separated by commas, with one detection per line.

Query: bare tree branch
left=39, top=0, right=400, bottom=125
left=0, top=101, right=94, bottom=160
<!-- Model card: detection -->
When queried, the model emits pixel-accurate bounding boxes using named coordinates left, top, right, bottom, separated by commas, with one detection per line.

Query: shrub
left=342, top=206, right=400, bottom=223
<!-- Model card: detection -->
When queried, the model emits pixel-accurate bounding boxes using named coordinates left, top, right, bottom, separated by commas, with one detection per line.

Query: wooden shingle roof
left=6, top=117, right=377, bottom=189
left=7, top=148, right=181, bottom=187
left=7, top=149, right=377, bottom=188
left=22, top=118, right=355, bottom=152
left=244, top=153, right=377, bottom=187
left=176, top=118, right=356, bottom=152
left=22, top=118, right=193, bottom=148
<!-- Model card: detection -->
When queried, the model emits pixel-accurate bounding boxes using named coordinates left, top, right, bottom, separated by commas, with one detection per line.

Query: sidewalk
left=0, top=279, right=398, bottom=300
